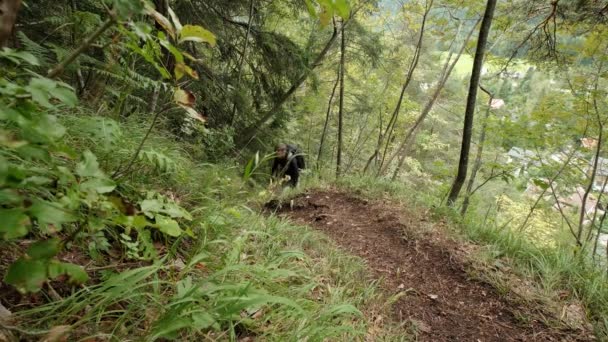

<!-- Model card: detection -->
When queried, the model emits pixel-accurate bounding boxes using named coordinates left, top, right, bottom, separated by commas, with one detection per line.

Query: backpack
left=286, top=144, right=306, bottom=170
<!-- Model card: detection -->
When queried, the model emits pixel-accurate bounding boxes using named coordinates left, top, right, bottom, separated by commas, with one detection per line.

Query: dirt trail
left=272, top=189, right=587, bottom=342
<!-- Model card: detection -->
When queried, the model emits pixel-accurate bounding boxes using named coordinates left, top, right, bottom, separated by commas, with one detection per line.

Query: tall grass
left=5, top=113, right=407, bottom=341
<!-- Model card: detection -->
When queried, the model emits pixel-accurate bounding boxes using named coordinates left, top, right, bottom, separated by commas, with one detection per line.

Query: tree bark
left=336, top=20, right=346, bottom=178
left=317, top=68, right=340, bottom=168
left=447, top=0, right=497, bottom=206
left=0, top=0, right=21, bottom=47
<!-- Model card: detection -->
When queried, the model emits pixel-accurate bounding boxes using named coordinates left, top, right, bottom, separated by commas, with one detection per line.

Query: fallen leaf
left=41, top=325, right=71, bottom=342
left=428, top=294, right=438, bottom=300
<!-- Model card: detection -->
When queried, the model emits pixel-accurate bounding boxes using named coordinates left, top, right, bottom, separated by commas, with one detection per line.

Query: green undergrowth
left=337, top=174, right=608, bottom=339
left=2, top=114, right=406, bottom=341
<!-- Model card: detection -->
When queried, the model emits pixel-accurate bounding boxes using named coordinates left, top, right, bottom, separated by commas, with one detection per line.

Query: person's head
left=275, top=143, right=288, bottom=159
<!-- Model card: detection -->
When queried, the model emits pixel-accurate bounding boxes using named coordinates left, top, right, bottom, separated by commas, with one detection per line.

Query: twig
left=47, top=17, right=115, bottom=78
left=112, top=104, right=172, bottom=178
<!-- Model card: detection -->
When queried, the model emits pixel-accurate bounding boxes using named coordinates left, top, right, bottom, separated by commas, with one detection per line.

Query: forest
left=1, top=0, right=608, bottom=340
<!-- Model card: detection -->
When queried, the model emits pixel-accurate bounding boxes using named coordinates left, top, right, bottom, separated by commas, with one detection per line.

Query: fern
left=17, top=32, right=54, bottom=67
left=84, top=65, right=164, bottom=91
left=138, top=149, right=178, bottom=173
left=79, top=117, right=123, bottom=151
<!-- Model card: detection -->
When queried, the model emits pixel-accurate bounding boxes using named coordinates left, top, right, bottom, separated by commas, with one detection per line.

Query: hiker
left=271, top=143, right=304, bottom=187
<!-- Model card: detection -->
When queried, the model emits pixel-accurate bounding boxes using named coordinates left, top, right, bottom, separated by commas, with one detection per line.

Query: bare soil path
left=272, top=189, right=588, bottom=342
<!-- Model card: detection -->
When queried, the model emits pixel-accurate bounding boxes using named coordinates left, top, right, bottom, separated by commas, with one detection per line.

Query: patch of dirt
left=271, top=189, right=590, bottom=342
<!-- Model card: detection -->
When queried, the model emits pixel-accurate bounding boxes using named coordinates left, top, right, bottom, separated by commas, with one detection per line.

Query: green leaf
left=114, top=215, right=149, bottom=229
left=48, top=261, right=89, bottom=284
left=333, top=0, right=350, bottom=19
left=532, top=178, right=549, bottom=190
left=141, top=199, right=163, bottom=217
left=51, top=86, right=78, bottom=107
left=28, top=200, right=75, bottom=229
left=0, top=208, right=30, bottom=239
left=179, top=25, right=216, bottom=46
left=304, top=0, right=317, bottom=17
left=191, top=312, right=216, bottom=330
left=80, top=178, right=116, bottom=194
left=0, top=189, right=23, bottom=205
left=0, top=155, right=7, bottom=184
left=155, top=215, right=182, bottom=237
left=76, top=150, right=104, bottom=178
left=27, top=238, right=61, bottom=260
left=28, top=77, right=57, bottom=108
left=4, top=259, right=47, bottom=293
left=37, top=115, right=66, bottom=140
left=0, top=48, right=39, bottom=65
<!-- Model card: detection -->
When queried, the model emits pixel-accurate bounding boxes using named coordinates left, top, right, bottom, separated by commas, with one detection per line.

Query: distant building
left=590, top=157, right=608, bottom=192
left=490, top=99, right=505, bottom=109
left=582, top=137, right=598, bottom=149
left=506, top=147, right=536, bottom=177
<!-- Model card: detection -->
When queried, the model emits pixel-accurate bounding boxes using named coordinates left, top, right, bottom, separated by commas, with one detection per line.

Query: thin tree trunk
left=447, top=0, right=497, bottom=206
left=461, top=86, right=493, bottom=215
left=47, top=17, right=115, bottom=78
left=0, top=0, right=21, bottom=47
left=370, top=0, right=433, bottom=172
left=317, top=69, right=340, bottom=168
left=148, top=85, right=160, bottom=113
left=238, top=22, right=339, bottom=145
left=591, top=177, right=608, bottom=260
left=578, top=61, right=605, bottom=243
left=380, top=19, right=479, bottom=176
left=336, top=20, right=346, bottom=178
left=363, top=109, right=384, bottom=173
left=230, top=0, right=255, bottom=125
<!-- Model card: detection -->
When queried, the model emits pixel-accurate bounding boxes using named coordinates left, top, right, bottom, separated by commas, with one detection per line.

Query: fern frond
left=17, top=32, right=53, bottom=67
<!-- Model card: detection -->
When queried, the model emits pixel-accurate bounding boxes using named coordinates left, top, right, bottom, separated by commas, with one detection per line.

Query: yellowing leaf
left=173, top=88, right=196, bottom=107
left=179, top=105, right=206, bottom=124
left=155, top=215, right=183, bottom=237
left=174, top=63, right=199, bottom=81
left=41, top=325, right=71, bottom=342
left=179, top=25, right=216, bottom=46
left=319, top=7, right=331, bottom=27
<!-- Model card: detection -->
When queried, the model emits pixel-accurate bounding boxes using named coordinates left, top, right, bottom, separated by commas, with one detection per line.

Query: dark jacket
left=272, top=156, right=300, bottom=187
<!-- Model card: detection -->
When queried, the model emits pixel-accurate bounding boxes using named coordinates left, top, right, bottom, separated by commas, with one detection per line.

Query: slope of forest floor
left=269, top=188, right=594, bottom=341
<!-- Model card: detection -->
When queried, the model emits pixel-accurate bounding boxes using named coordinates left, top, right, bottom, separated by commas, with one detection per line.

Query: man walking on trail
left=271, top=143, right=301, bottom=187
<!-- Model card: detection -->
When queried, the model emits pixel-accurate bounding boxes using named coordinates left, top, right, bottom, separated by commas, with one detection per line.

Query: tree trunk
left=380, top=19, right=478, bottom=176
left=317, top=68, right=340, bottom=168
left=230, top=0, right=255, bottom=126
left=447, top=0, right=497, bottom=206
left=578, top=59, right=606, bottom=244
left=336, top=20, right=346, bottom=178
left=363, top=108, right=384, bottom=173
left=148, top=85, right=160, bottom=113
left=0, top=0, right=21, bottom=47
left=461, top=86, right=493, bottom=215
